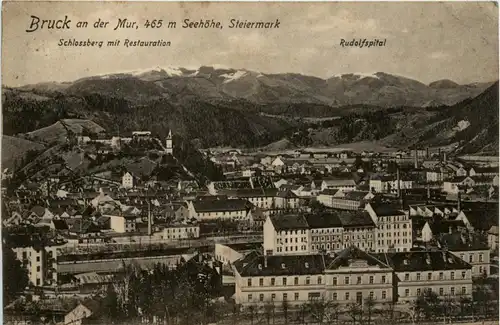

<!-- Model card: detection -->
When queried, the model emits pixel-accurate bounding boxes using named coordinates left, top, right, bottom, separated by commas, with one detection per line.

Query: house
left=320, top=179, right=356, bottom=192
left=106, top=212, right=137, bottom=233
left=263, top=214, right=310, bottom=255
left=328, top=191, right=375, bottom=211
left=369, top=175, right=413, bottom=194
left=325, top=247, right=394, bottom=304
left=386, top=251, right=472, bottom=303
left=189, top=198, right=253, bottom=222
left=233, top=252, right=329, bottom=306
left=488, top=226, right=499, bottom=251
left=64, top=300, right=102, bottom=325
left=439, top=232, right=490, bottom=277
left=68, top=219, right=105, bottom=243
left=365, top=203, right=412, bottom=253
left=271, top=157, right=285, bottom=167
left=233, top=246, right=393, bottom=307
left=159, top=223, right=200, bottom=240
left=122, top=172, right=136, bottom=189
left=469, top=166, right=499, bottom=177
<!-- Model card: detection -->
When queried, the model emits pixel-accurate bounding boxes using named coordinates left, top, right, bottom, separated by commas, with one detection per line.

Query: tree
left=246, top=304, right=257, bottom=325
left=347, top=303, right=362, bottom=325
left=364, top=296, right=376, bottom=325
left=440, top=295, right=456, bottom=323
left=282, top=299, right=290, bottom=325
left=263, top=300, right=276, bottom=325
left=2, top=246, right=29, bottom=305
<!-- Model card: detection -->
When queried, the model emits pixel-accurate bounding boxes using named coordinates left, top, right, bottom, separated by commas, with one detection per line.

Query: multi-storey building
left=263, top=211, right=376, bottom=255
left=233, top=248, right=474, bottom=308
left=369, top=176, right=413, bottom=194
left=439, top=232, right=490, bottom=277
left=10, top=235, right=65, bottom=286
left=386, top=250, right=473, bottom=302
left=233, top=252, right=327, bottom=306
left=365, top=203, right=412, bottom=253
left=160, top=224, right=200, bottom=240
left=188, top=198, right=253, bottom=222
left=325, top=247, right=394, bottom=304
left=263, top=214, right=310, bottom=255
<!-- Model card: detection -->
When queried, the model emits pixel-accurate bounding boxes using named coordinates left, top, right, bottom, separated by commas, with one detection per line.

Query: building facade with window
left=387, top=251, right=473, bottom=303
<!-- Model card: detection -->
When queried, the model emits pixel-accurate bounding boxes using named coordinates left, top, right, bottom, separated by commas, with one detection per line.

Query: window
left=295, top=293, right=299, bottom=301
left=451, top=272, right=455, bottom=280
left=469, top=255, right=473, bottom=263
left=260, top=294, right=264, bottom=302
left=259, top=278, right=264, bottom=286
left=439, top=272, right=444, bottom=280
left=417, top=289, right=421, bottom=296
left=479, top=254, right=483, bottom=262
left=405, top=289, right=409, bottom=297
left=461, top=287, right=467, bottom=295
left=381, top=275, right=386, bottom=283
left=294, top=277, right=299, bottom=285
left=306, top=277, right=310, bottom=285
left=283, top=293, right=288, bottom=301
left=308, top=292, right=321, bottom=300
left=357, top=276, right=362, bottom=284
left=439, top=288, right=444, bottom=296
left=369, top=291, right=374, bottom=299
left=345, top=276, right=350, bottom=285
left=283, top=278, right=287, bottom=286
left=36, top=256, right=40, bottom=262
left=318, top=276, right=322, bottom=285
left=451, top=287, right=455, bottom=295
left=382, top=291, right=387, bottom=299
left=428, top=273, right=432, bottom=280
left=332, top=293, right=337, bottom=300
left=248, top=294, right=253, bottom=301
left=461, top=271, right=466, bottom=279
left=333, top=277, right=337, bottom=285
left=369, top=276, right=374, bottom=284
left=416, top=273, right=421, bottom=281
left=345, top=293, right=350, bottom=300
left=271, top=278, right=276, bottom=286
left=247, top=279, right=252, bottom=286
left=404, top=273, right=409, bottom=281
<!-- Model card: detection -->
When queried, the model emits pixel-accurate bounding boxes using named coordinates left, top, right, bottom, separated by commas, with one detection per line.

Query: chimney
left=147, top=201, right=152, bottom=236
left=426, top=184, right=431, bottom=203
left=264, top=255, right=268, bottom=268
left=426, top=148, right=429, bottom=159
left=438, top=148, right=442, bottom=161
left=443, top=152, right=447, bottom=163
left=396, top=167, right=401, bottom=199
left=414, top=149, right=419, bottom=169
left=457, top=191, right=462, bottom=212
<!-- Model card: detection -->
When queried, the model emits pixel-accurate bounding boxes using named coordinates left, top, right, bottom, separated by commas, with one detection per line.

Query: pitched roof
left=344, top=191, right=370, bottom=201
left=52, top=219, right=69, bottom=230
left=338, top=211, right=375, bottom=227
left=319, top=189, right=340, bottom=196
left=193, top=199, right=251, bottom=212
left=305, top=212, right=343, bottom=229
left=438, top=232, right=489, bottom=251
left=369, top=203, right=405, bottom=216
left=327, top=246, right=391, bottom=269
left=234, top=252, right=328, bottom=276
left=269, top=214, right=309, bottom=231
left=385, top=250, right=471, bottom=272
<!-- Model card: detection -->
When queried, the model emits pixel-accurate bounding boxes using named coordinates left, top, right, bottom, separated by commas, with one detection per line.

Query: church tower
left=166, top=130, right=173, bottom=154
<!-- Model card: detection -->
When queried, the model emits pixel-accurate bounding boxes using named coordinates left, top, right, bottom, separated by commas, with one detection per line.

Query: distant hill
left=1, top=135, right=45, bottom=170
left=25, top=119, right=105, bottom=144
left=16, top=66, right=493, bottom=108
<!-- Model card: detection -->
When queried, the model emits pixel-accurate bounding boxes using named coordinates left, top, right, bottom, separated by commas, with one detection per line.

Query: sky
left=1, top=1, right=498, bottom=87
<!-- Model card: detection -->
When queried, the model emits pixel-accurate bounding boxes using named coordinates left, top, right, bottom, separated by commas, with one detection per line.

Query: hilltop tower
left=166, top=130, right=173, bottom=154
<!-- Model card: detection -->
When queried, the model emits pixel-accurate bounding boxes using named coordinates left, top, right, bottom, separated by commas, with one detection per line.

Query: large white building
left=263, top=211, right=377, bottom=256
left=233, top=247, right=473, bottom=308
left=369, top=175, right=413, bottom=194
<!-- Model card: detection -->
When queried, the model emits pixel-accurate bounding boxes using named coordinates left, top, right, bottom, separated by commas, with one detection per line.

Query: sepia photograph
left=1, top=2, right=499, bottom=325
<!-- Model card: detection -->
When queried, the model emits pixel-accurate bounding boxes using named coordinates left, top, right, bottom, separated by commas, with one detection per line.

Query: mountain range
left=17, top=66, right=494, bottom=108
left=2, top=66, right=498, bottom=172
